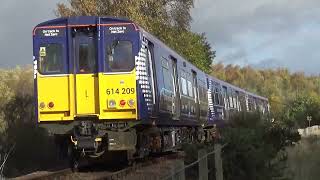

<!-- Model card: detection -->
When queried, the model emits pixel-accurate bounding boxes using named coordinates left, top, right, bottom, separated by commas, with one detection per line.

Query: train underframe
left=52, top=119, right=218, bottom=170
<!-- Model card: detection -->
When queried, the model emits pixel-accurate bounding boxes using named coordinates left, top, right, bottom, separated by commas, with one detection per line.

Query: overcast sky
left=192, top=0, right=320, bottom=74
left=0, top=0, right=320, bottom=74
left=0, top=0, right=62, bottom=67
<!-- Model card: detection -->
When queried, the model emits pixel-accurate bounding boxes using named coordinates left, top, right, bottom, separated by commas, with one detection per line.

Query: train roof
left=34, top=16, right=134, bottom=28
left=34, top=16, right=268, bottom=102
left=140, top=28, right=207, bottom=75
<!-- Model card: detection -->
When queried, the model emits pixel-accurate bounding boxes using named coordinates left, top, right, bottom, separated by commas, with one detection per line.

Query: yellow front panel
left=75, top=74, right=99, bottom=115
left=98, top=71, right=137, bottom=120
left=37, top=74, right=73, bottom=121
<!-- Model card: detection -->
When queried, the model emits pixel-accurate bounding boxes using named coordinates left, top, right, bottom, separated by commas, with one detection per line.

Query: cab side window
left=39, top=43, right=64, bottom=74
left=161, top=58, right=173, bottom=91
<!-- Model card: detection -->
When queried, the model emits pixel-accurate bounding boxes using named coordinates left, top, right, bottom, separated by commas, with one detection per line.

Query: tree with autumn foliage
left=212, top=63, right=320, bottom=127
left=56, top=0, right=215, bottom=73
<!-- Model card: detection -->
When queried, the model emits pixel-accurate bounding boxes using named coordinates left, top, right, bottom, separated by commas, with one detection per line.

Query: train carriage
left=33, top=16, right=269, bottom=168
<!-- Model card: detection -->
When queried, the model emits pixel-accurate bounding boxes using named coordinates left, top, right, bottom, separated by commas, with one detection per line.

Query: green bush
left=285, top=136, right=320, bottom=180
left=222, top=112, right=300, bottom=180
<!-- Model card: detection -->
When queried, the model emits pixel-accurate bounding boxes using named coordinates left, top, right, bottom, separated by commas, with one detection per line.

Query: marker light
left=108, top=99, right=116, bottom=108
left=48, top=102, right=54, bottom=109
left=39, top=102, right=45, bottom=109
left=120, top=100, right=126, bottom=107
left=128, top=99, right=135, bottom=107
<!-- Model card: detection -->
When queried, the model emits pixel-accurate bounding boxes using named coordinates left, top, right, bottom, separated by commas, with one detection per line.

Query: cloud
left=192, top=0, right=320, bottom=45
left=0, top=0, right=319, bottom=75
left=191, top=0, right=320, bottom=74
left=251, top=58, right=284, bottom=70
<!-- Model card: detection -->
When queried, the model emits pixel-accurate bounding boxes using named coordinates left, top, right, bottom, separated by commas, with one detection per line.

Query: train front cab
left=33, top=17, right=145, bottom=157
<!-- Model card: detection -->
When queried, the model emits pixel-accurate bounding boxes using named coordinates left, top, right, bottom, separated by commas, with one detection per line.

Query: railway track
left=13, top=152, right=185, bottom=180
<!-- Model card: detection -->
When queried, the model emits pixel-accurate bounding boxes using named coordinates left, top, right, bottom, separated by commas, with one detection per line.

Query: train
left=33, top=16, right=269, bottom=168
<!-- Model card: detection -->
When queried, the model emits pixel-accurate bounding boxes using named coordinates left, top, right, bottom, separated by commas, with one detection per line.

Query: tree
left=55, top=0, right=215, bottom=72
left=211, top=64, right=320, bottom=127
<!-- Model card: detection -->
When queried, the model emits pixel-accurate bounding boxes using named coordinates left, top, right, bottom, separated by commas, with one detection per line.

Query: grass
left=285, top=136, right=320, bottom=180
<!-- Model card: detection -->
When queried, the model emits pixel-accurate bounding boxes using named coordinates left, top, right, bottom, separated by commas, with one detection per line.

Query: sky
left=191, top=0, right=320, bottom=74
left=0, top=0, right=320, bottom=74
left=0, top=0, right=62, bottom=67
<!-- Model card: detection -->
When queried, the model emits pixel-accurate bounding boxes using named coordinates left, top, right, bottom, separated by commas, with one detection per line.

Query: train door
left=146, top=42, right=157, bottom=115
left=192, top=71, right=200, bottom=120
left=171, top=57, right=181, bottom=120
left=73, top=28, right=99, bottom=115
left=160, top=57, right=174, bottom=115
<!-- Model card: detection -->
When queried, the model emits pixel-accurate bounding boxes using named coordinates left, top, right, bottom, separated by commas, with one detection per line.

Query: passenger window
left=181, top=77, right=188, bottom=95
left=248, top=97, right=253, bottom=111
left=39, top=44, right=64, bottom=74
left=232, top=92, right=237, bottom=108
left=214, top=87, right=220, bottom=105
left=78, top=43, right=97, bottom=73
left=200, top=81, right=207, bottom=102
left=199, top=85, right=204, bottom=101
left=228, top=90, right=233, bottom=108
left=187, top=80, right=193, bottom=97
left=222, top=86, right=228, bottom=108
left=106, top=41, right=134, bottom=72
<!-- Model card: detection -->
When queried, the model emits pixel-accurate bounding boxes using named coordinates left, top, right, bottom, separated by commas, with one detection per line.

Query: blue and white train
left=33, top=16, right=269, bottom=168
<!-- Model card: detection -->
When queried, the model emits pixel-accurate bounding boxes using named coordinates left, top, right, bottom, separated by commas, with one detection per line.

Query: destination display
left=36, top=28, right=65, bottom=37
left=105, top=24, right=135, bottom=34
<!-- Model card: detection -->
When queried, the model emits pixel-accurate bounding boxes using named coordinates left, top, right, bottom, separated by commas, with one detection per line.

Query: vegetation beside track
left=0, top=67, right=58, bottom=177
left=285, top=136, right=320, bottom=180
left=183, top=112, right=301, bottom=180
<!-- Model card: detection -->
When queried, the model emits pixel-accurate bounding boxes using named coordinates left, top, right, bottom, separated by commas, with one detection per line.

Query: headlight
left=39, top=102, right=45, bottom=109
left=128, top=99, right=135, bottom=107
left=108, top=99, right=116, bottom=108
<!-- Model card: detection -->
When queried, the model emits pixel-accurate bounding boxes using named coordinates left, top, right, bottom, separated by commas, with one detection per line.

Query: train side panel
left=143, top=31, right=209, bottom=126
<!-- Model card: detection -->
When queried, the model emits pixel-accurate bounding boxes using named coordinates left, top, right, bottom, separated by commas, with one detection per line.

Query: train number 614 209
left=106, top=88, right=135, bottom=95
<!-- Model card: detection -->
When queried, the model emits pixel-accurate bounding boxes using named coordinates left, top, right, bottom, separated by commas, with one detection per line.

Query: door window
left=78, top=42, right=97, bottom=73
left=106, top=40, right=134, bottom=72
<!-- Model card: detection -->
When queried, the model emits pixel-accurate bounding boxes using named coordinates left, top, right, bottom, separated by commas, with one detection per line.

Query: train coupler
left=70, top=136, right=102, bottom=151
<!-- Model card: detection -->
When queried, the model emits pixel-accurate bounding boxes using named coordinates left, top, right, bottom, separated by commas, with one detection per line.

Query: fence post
left=170, top=160, right=185, bottom=180
left=198, top=149, right=208, bottom=180
left=215, top=144, right=223, bottom=180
